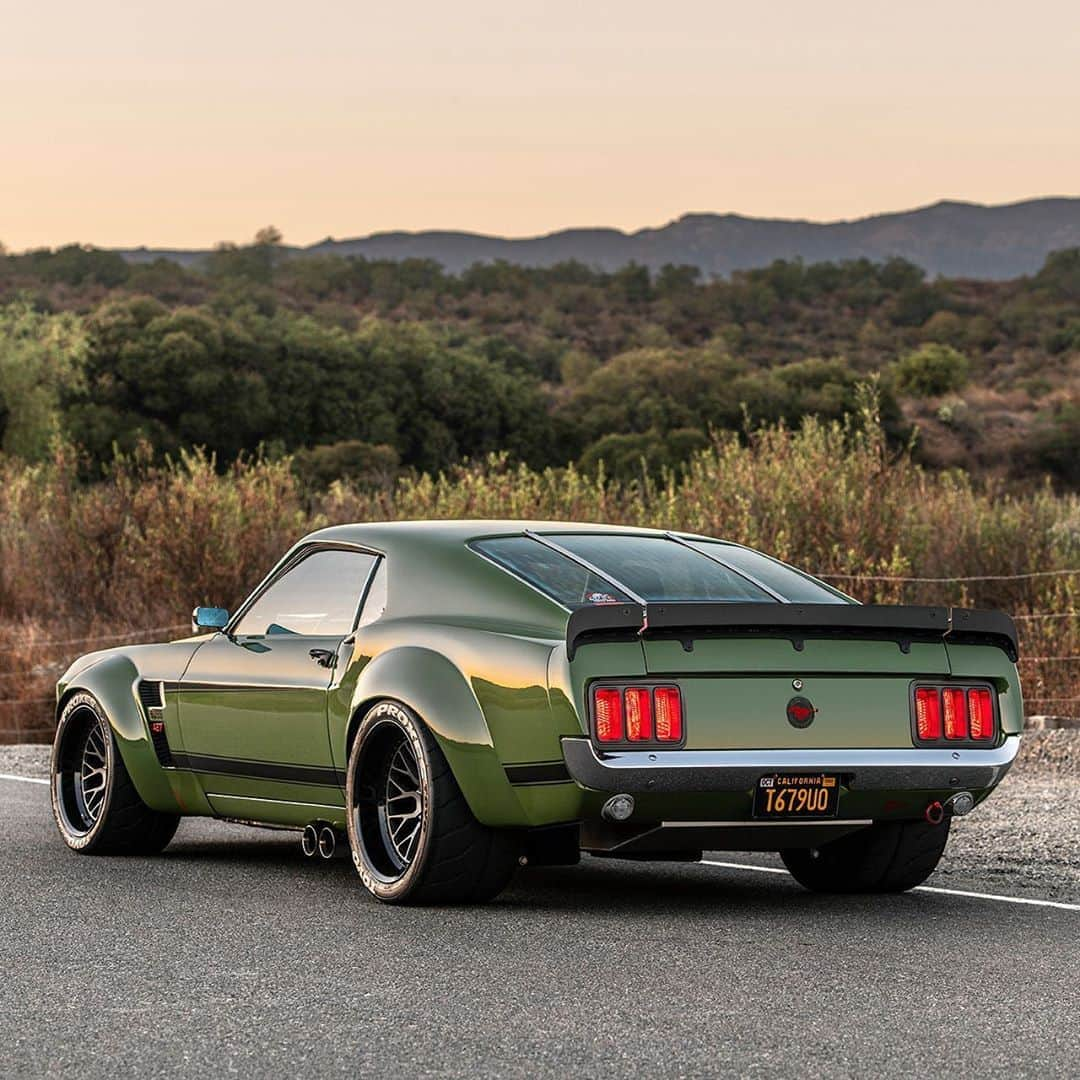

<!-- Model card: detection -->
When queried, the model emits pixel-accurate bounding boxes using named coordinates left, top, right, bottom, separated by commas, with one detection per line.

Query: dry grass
left=2, top=404, right=1077, bottom=742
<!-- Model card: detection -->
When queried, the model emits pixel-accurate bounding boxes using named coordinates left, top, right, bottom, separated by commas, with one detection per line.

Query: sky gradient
left=2, top=0, right=1078, bottom=250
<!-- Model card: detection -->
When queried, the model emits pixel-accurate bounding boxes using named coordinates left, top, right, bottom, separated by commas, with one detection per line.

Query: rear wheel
left=780, top=819, right=950, bottom=893
left=346, top=700, right=518, bottom=904
left=51, top=692, right=180, bottom=854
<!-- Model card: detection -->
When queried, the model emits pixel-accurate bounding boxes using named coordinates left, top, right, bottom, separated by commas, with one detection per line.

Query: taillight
left=591, top=684, right=683, bottom=745
left=912, top=683, right=996, bottom=746
left=968, top=688, right=994, bottom=740
left=624, top=687, right=653, bottom=741
left=654, top=686, right=683, bottom=742
left=914, top=687, right=941, bottom=741
left=942, top=688, right=968, bottom=740
left=594, top=688, right=624, bottom=742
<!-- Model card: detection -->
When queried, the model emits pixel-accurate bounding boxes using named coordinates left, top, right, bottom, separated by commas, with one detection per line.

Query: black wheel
left=780, top=818, right=951, bottom=893
left=345, top=700, right=518, bottom=904
left=51, top=692, right=180, bottom=855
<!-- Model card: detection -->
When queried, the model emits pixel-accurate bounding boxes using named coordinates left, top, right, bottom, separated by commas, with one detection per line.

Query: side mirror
left=192, top=606, right=230, bottom=635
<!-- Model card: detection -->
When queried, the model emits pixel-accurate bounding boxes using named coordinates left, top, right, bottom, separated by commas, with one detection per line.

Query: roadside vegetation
left=1, top=402, right=1077, bottom=741
left=1, top=236, right=1079, bottom=487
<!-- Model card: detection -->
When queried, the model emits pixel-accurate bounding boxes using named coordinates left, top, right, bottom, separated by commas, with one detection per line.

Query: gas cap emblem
left=786, top=696, right=817, bottom=729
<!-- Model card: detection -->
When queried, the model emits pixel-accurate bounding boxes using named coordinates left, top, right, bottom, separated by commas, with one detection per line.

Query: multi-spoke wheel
left=51, top=692, right=179, bottom=855
left=346, top=700, right=518, bottom=904
left=75, top=716, right=109, bottom=828
left=381, top=739, right=424, bottom=868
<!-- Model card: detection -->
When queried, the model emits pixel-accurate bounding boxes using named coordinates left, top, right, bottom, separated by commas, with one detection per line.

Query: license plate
left=753, top=773, right=840, bottom=819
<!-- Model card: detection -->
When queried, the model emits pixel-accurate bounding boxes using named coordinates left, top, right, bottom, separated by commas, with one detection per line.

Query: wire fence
left=0, top=568, right=1077, bottom=732
left=820, top=569, right=1080, bottom=584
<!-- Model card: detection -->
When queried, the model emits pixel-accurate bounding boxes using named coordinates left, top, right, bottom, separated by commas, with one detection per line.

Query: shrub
left=893, top=343, right=970, bottom=397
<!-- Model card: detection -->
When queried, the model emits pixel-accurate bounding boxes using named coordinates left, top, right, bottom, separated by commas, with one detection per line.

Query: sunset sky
left=3, top=0, right=1078, bottom=251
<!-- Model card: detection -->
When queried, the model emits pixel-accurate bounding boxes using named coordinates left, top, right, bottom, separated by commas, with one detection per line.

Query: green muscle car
left=50, top=521, right=1022, bottom=904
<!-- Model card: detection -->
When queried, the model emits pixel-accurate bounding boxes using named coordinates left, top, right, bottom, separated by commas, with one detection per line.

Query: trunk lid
left=641, top=637, right=950, bottom=749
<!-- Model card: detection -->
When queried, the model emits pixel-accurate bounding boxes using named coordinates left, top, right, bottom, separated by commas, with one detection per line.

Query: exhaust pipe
left=317, top=825, right=338, bottom=860
left=945, top=791, right=975, bottom=817
left=924, top=800, right=945, bottom=826
left=301, top=823, right=319, bottom=858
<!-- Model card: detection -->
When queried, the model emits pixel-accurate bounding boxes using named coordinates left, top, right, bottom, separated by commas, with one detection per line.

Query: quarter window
left=233, top=548, right=378, bottom=637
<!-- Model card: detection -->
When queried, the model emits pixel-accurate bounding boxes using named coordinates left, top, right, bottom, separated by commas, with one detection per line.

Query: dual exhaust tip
left=301, top=823, right=340, bottom=860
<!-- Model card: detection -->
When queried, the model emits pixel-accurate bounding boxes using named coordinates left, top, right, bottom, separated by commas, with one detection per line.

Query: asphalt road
left=2, top=777, right=1077, bottom=1079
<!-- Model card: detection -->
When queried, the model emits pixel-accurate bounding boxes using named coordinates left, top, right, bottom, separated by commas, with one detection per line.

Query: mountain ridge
left=116, top=196, right=1080, bottom=279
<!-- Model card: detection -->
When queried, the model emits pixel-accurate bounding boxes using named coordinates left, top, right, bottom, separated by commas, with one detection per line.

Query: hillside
left=113, top=197, right=1080, bottom=279
left=1, top=240, right=1078, bottom=490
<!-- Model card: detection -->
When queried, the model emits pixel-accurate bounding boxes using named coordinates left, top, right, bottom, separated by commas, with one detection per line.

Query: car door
left=175, top=545, right=379, bottom=819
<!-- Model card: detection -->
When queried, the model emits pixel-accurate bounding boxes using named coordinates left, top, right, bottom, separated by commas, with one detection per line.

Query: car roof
left=304, top=519, right=713, bottom=547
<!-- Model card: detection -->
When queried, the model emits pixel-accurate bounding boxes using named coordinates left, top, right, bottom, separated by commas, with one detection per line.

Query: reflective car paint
left=54, top=520, right=1023, bottom=835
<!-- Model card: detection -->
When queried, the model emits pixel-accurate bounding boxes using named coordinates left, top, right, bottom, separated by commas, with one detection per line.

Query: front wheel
left=51, top=692, right=179, bottom=854
left=345, top=701, right=518, bottom=904
left=780, top=818, right=950, bottom=893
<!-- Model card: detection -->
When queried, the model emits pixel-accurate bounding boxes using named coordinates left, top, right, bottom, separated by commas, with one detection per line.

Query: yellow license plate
left=753, top=773, right=840, bottom=818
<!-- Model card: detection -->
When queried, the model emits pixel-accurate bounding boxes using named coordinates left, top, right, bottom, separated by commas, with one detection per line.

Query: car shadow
left=160, top=830, right=941, bottom=917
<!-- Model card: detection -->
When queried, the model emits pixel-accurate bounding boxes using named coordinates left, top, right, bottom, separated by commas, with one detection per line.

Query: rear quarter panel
left=328, top=618, right=584, bottom=827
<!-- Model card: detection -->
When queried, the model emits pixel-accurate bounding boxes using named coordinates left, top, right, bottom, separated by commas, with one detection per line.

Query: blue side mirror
left=192, top=606, right=230, bottom=635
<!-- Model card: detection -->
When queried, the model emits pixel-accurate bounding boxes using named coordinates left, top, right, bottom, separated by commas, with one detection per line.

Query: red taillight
left=913, top=683, right=996, bottom=745
left=624, top=687, right=653, bottom=741
left=592, top=685, right=684, bottom=744
left=914, top=687, right=941, bottom=741
left=653, top=686, right=683, bottom=742
left=942, top=687, right=968, bottom=740
left=594, top=688, right=624, bottom=742
left=968, top=687, right=994, bottom=740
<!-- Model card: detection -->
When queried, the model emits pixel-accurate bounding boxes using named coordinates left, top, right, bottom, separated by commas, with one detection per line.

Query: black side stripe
left=504, top=761, right=572, bottom=786
left=170, top=752, right=345, bottom=788
left=162, top=682, right=327, bottom=694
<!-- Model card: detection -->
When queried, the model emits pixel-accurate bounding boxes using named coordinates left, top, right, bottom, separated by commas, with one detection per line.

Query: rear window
left=471, top=533, right=821, bottom=608
left=474, top=536, right=634, bottom=608
left=549, top=534, right=773, bottom=603
left=683, top=541, right=848, bottom=604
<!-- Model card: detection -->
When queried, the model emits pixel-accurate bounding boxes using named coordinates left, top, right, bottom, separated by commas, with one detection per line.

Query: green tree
left=0, top=302, right=87, bottom=460
left=893, top=343, right=970, bottom=396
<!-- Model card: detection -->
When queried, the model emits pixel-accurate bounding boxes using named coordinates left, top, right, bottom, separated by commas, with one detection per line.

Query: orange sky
left=2, top=0, right=1078, bottom=251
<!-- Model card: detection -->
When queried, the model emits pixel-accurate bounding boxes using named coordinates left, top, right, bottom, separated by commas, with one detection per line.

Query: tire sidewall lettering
left=346, top=700, right=433, bottom=901
left=51, top=692, right=116, bottom=852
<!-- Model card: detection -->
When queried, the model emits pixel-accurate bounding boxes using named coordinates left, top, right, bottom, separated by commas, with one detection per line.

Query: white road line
left=914, top=885, right=1080, bottom=911
left=0, top=773, right=49, bottom=786
left=701, top=859, right=1080, bottom=912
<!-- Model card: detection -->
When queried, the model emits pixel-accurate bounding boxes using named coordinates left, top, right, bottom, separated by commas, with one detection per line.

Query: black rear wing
left=565, top=602, right=1019, bottom=662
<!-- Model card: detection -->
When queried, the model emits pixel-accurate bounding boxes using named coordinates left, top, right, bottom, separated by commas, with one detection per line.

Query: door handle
left=309, top=648, right=337, bottom=669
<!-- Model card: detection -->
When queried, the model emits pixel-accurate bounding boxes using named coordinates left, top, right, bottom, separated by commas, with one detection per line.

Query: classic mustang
left=50, top=521, right=1022, bottom=903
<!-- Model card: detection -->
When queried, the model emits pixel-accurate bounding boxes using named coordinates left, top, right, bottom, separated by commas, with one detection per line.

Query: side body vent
left=137, top=680, right=174, bottom=766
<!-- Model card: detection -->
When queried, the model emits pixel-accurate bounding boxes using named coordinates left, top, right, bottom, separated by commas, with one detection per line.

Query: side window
left=356, top=559, right=387, bottom=629
left=233, top=549, right=377, bottom=637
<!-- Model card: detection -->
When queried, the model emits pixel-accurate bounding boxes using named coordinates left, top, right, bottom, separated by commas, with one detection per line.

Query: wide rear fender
left=334, top=646, right=529, bottom=827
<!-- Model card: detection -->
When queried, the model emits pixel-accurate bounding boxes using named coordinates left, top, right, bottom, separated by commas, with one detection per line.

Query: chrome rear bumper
left=561, top=736, right=1020, bottom=794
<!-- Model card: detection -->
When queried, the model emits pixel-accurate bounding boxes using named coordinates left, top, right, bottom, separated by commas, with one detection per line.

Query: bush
left=293, top=440, right=399, bottom=491
left=893, top=343, right=970, bottom=396
left=1, top=405, right=1077, bottom=741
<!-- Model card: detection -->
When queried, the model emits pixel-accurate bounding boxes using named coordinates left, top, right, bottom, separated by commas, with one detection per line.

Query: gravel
left=0, top=743, right=51, bottom=779
left=4, top=732, right=1078, bottom=900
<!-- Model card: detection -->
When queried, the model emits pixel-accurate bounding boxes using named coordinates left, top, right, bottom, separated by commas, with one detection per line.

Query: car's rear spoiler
left=565, top=603, right=1019, bottom=662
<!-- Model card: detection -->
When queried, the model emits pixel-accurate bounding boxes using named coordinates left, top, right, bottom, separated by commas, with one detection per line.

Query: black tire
left=780, top=819, right=950, bottom=893
left=345, top=700, right=518, bottom=904
left=51, top=692, right=180, bottom=855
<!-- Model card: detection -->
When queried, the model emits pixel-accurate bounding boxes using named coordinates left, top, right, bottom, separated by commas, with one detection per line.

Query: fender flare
left=337, top=646, right=528, bottom=827
left=58, top=655, right=184, bottom=814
